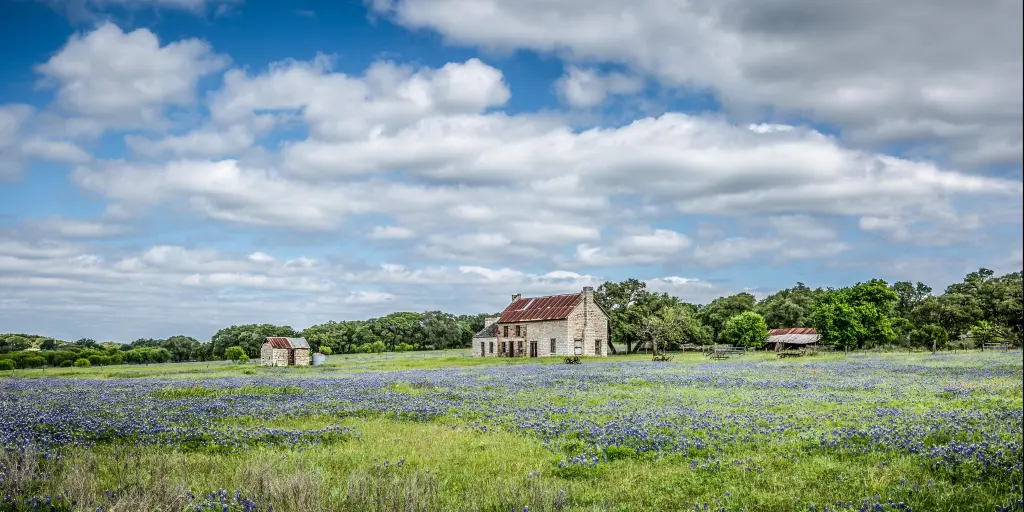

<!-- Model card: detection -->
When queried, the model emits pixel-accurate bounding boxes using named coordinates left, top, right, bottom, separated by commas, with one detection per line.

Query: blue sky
left=0, top=0, right=1021, bottom=342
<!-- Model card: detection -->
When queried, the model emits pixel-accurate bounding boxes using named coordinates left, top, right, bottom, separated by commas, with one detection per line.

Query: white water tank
left=312, top=353, right=327, bottom=366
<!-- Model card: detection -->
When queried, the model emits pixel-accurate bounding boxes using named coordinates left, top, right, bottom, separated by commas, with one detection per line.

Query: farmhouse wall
left=293, top=348, right=310, bottom=366
left=567, top=291, right=609, bottom=357
left=473, top=337, right=498, bottom=357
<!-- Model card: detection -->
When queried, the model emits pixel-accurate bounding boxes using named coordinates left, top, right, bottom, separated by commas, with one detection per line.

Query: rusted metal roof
left=498, top=293, right=582, bottom=323
left=264, top=337, right=310, bottom=349
left=768, top=333, right=821, bottom=345
left=769, top=328, right=817, bottom=335
left=473, top=322, right=499, bottom=338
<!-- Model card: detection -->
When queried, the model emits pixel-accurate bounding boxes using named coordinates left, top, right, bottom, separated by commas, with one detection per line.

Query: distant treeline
left=1, top=268, right=1020, bottom=368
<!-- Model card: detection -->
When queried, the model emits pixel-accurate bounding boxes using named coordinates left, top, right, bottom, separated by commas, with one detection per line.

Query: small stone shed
left=767, top=328, right=821, bottom=351
left=260, top=337, right=311, bottom=366
left=472, top=317, right=500, bottom=357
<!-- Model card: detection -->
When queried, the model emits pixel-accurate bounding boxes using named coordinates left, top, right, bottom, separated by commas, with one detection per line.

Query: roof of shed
left=473, top=322, right=499, bottom=339
left=769, top=328, right=817, bottom=335
left=498, top=293, right=582, bottom=323
left=767, top=333, right=821, bottom=345
left=264, top=337, right=310, bottom=349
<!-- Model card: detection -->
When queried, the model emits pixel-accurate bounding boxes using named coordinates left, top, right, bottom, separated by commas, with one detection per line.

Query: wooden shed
left=767, top=328, right=821, bottom=352
left=260, top=337, right=311, bottom=366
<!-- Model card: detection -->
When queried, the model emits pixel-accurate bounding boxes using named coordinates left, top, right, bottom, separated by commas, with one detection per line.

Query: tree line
left=596, top=268, right=1022, bottom=352
left=1, top=268, right=1020, bottom=369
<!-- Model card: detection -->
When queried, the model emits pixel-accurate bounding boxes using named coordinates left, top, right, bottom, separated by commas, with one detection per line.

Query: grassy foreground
left=2, top=350, right=1022, bottom=511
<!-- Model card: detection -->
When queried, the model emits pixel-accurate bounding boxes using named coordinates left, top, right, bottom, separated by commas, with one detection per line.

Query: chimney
left=483, top=316, right=498, bottom=328
left=512, top=293, right=521, bottom=303
left=583, top=286, right=594, bottom=300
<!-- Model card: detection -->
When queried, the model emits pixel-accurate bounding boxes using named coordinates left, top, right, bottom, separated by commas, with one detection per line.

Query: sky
left=0, top=0, right=1021, bottom=343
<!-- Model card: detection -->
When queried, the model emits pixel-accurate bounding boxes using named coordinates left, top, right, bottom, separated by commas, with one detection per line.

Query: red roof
left=265, top=337, right=309, bottom=349
left=769, top=328, right=817, bottom=335
left=498, top=293, right=582, bottom=323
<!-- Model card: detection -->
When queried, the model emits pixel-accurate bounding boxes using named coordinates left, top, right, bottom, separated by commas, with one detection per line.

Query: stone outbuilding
left=767, top=328, right=821, bottom=351
left=472, top=317, right=500, bottom=357
left=487, top=286, right=610, bottom=358
left=260, top=337, right=311, bottom=366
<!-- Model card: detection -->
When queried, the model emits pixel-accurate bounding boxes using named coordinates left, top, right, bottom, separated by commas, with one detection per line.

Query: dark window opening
left=550, top=338, right=556, bottom=353
left=515, top=325, right=521, bottom=337
left=489, top=342, right=494, bottom=354
left=503, top=326, right=509, bottom=337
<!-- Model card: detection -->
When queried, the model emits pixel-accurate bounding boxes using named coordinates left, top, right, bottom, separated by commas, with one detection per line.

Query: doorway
left=529, top=341, right=538, bottom=357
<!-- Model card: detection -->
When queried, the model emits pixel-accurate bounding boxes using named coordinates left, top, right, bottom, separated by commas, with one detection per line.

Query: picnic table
left=704, top=345, right=746, bottom=359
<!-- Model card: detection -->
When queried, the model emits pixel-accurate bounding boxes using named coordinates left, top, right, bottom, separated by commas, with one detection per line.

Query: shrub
left=0, top=359, right=14, bottom=371
left=60, top=360, right=74, bottom=368
left=319, top=346, right=333, bottom=355
left=74, top=358, right=91, bottom=367
left=722, top=311, right=770, bottom=348
left=225, top=346, right=246, bottom=362
left=238, top=354, right=250, bottom=364
left=22, top=357, right=46, bottom=369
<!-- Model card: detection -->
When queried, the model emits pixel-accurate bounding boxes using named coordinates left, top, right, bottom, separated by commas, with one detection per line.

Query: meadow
left=1, top=350, right=1022, bottom=511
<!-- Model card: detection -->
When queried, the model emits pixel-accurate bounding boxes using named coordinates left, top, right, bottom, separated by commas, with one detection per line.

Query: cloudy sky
left=0, top=0, right=1021, bottom=342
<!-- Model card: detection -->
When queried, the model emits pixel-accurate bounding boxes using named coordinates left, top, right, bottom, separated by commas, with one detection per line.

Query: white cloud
left=35, top=22, right=229, bottom=126
left=371, top=0, right=1023, bottom=165
left=555, top=65, right=643, bottom=108
left=369, top=225, right=417, bottom=240
left=566, top=228, right=691, bottom=267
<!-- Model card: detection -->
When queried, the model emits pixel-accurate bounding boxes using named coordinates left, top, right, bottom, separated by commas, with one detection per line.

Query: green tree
left=74, top=358, right=91, bottom=367
left=642, top=304, right=712, bottom=351
left=319, top=345, right=333, bottom=355
left=890, top=281, right=932, bottom=320
left=224, top=346, right=246, bottom=362
left=811, top=281, right=898, bottom=350
left=420, top=311, right=462, bottom=350
left=754, top=282, right=821, bottom=329
left=722, top=311, right=769, bottom=348
left=910, top=324, right=948, bottom=352
left=0, top=359, right=14, bottom=371
left=701, top=293, right=757, bottom=342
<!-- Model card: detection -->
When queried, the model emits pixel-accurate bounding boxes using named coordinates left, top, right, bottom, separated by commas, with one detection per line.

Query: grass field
left=2, top=350, right=1022, bottom=511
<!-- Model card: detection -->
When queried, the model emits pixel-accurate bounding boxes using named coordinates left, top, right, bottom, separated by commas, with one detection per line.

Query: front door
left=480, top=342, right=485, bottom=357
left=529, top=341, right=538, bottom=357
left=287, top=349, right=295, bottom=365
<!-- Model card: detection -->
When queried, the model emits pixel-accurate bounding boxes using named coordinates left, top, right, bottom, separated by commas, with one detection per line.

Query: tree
left=755, top=282, right=821, bottom=329
left=319, top=345, right=333, bottom=355
left=0, top=359, right=14, bottom=371
left=890, top=281, right=932, bottom=320
left=642, top=304, right=712, bottom=353
left=722, top=312, right=769, bottom=348
left=812, top=280, right=898, bottom=350
left=910, top=325, right=948, bottom=353
left=74, top=358, right=91, bottom=367
left=595, top=279, right=681, bottom=353
left=420, top=311, right=462, bottom=350
left=40, top=338, right=59, bottom=351
left=701, top=293, right=757, bottom=342
left=224, top=346, right=246, bottom=362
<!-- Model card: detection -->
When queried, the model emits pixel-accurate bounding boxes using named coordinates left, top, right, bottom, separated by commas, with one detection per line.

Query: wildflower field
left=1, top=351, right=1022, bottom=512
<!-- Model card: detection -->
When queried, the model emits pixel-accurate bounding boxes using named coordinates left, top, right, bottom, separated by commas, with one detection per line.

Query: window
left=480, top=342, right=485, bottom=356
left=489, top=342, right=494, bottom=354
left=518, top=340, right=523, bottom=354
left=595, top=339, right=602, bottom=355
left=550, top=338, right=556, bottom=354
left=515, top=325, right=521, bottom=337
left=503, top=326, right=509, bottom=337
left=500, top=342, right=505, bottom=354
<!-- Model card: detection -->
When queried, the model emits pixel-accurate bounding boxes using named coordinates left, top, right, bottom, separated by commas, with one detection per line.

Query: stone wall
left=495, top=319, right=569, bottom=357
left=473, top=337, right=498, bottom=357
left=261, top=344, right=290, bottom=366
left=566, top=288, right=610, bottom=356
left=293, top=348, right=310, bottom=366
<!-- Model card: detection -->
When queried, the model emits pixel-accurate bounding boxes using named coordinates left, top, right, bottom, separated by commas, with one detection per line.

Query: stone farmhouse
left=473, top=286, right=610, bottom=358
left=260, top=337, right=311, bottom=366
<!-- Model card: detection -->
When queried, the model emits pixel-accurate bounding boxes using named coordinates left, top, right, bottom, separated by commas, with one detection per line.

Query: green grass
left=2, top=349, right=1021, bottom=511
